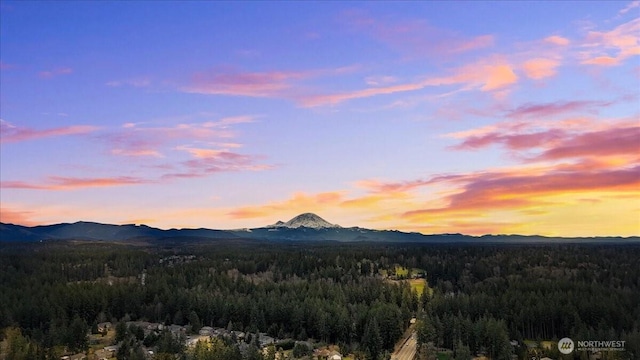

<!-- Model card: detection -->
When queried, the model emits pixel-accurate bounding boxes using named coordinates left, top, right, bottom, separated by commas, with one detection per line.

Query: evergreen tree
left=362, top=318, right=382, bottom=360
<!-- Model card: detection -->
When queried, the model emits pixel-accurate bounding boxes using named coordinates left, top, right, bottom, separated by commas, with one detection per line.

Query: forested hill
left=1, top=220, right=638, bottom=243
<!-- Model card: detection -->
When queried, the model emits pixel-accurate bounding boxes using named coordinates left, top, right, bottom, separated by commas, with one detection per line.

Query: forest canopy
left=0, top=241, right=638, bottom=359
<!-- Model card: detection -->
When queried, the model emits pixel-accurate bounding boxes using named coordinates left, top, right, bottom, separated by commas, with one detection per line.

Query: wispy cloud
left=182, top=68, right=308, bottom=98
left=506, top=100, right=612, bottom=119
left=0, top=61, right=16, bottom=70
left=38, top=67, right=73, bottom=79
left=0, top=119, right=98, bottom=144
left=300, top=58, right=518, bottom=107
left=1, top=176, right=151, bottom=190
left=339, top=9, right=494, bottom=59
left=163, top=146, right=272, bottom=179
left=106, top=77, right=152, bottom=88
left=544, top=35, right=571, bottom=46
left=103, top=120, right=237, bottom=158
left=580, top=17, right=640, bottom=66
left=619, top=1, right=640, bottom=15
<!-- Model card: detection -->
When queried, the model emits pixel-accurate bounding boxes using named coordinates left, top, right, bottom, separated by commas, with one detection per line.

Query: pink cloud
left=506, top=100, right=610, bottom=119
left=402, top=164, right=640, bottom=220
left=159, top=146, right=271, bottom=179
left=580, top=17, right=640, bottom=66
left=1, top=176, right=151, bottom=190
left=449, top=109, right=639, bottom=167
left=182, top=69, right=307, bottom=98
left=522, top=58, right=561, bottom=79
left=104, top=122, right=235, bottom=158
left=581, top=56, right=620, bottom=66
left=536, top=125, right=640, bottom=161
left=544, top=35, right=570, bottom=46
left=38, top=67, right=73, bottom=79
left=453, top=128, right=567, bottom=151
left=0, top=120, right=98, bottom=144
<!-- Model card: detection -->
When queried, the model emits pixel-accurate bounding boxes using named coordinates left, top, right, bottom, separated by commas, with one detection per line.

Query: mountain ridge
left=1, top=213, right=638, bottom=243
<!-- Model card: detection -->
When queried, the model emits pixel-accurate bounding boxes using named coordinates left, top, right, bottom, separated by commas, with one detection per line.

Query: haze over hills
left=0, top=213, right=638, bottom=244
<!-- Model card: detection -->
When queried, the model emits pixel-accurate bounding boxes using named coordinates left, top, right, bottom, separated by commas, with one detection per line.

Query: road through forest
left=391, top=331, right=417, bottom=360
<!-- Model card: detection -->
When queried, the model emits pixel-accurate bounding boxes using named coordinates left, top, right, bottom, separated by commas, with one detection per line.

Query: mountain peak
left=271, top=213, right=340, bottom=229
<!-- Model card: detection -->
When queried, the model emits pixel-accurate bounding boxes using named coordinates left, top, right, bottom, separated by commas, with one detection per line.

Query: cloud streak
left=38, top=67, right=73, bottom=79
left=300, top=58, right=518, bottom=107
left=340, top=10, right=494, bottom=59
left=0, top=120, right=98, bottom=144
left=1, top=176, right=151, bottom=190
left=182, top=69, right=308, bottom=98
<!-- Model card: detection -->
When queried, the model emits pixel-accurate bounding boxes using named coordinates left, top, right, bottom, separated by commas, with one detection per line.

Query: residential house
left=199, top=326, right=214, bottom=336
left=104, top=345, right=120, bottom=355
left=97, top=322, right=112, bottom=333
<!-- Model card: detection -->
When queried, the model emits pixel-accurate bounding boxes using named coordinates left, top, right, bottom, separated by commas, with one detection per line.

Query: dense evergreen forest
left=0, top=240, right=639, bottom=360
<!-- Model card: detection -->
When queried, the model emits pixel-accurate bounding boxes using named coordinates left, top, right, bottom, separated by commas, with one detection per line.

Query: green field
left=409, top=278, right=433, bottom=297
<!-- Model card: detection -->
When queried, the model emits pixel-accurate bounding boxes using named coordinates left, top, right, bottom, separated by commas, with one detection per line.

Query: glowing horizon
left=1, top=1, right=639, bottom=237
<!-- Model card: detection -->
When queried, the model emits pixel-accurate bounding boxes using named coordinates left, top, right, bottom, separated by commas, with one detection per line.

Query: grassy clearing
left=395, top=266, right=409, bottom=277
left=409, top=278, right=433, bottom=297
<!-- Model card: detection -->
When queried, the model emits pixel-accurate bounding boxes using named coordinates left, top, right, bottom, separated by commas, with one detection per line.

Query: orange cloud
left=226, top=191, right=346, bottom=220
left=0, top=207, right=38, bottom=226
left=522, top=58, right=561, bottom=79
left=401, top=164, right=640, bottom=221
left=480, top=64, right=518, bottom=91
left=1, top=120, right=98, bottom=144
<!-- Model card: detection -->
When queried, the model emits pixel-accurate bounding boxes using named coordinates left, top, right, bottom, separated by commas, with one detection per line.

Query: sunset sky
left=1, top=1, right=639, bottom=237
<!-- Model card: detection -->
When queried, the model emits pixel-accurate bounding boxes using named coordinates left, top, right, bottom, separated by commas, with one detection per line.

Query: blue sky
left=1, top=1, right=639, bottom=236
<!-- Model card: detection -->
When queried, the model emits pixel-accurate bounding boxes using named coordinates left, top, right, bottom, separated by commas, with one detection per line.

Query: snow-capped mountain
left=270, top=213, right=341, bottom=229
